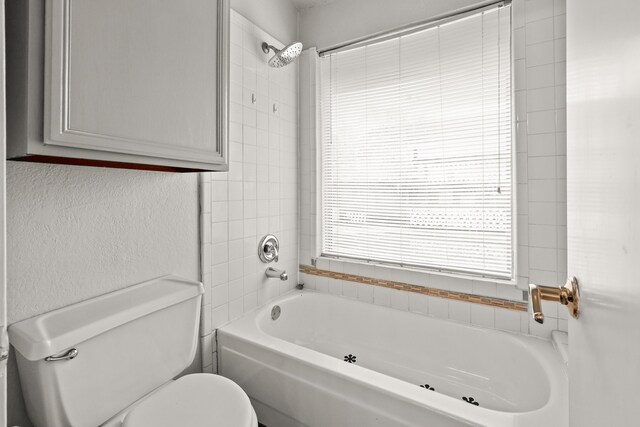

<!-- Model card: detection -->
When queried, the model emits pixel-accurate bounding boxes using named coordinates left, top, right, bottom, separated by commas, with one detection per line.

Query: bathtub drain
left=271, top=305, right=281, bottom=320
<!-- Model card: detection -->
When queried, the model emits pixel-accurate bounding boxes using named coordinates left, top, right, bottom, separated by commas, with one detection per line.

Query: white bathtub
left=218, top=291, right=567, bottom=427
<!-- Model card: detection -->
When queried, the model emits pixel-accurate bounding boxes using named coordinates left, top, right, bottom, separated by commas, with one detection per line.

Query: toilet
left=8, top=276, right=258, bottom=427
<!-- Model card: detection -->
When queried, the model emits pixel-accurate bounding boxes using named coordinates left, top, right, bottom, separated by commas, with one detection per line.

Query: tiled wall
left=199, top=10, right=299, bottom=373
left=298, top=0, right=567, bottom=339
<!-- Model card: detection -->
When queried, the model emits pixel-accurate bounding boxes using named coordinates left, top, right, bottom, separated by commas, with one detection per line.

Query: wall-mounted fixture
left=529, top=277, right=580, bottom=324
left=266, top=267, right=288, bottom=281
left=258, top=234, right=280, bottom=263
left=261, top=41, right=303, bottom=68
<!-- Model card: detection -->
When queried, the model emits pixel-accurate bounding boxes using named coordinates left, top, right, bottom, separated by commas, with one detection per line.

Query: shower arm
left=262, top=42, right=278, bottom=54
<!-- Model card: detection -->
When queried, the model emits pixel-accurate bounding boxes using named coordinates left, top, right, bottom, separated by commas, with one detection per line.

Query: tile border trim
left=299, top=265, right=528, bottom=312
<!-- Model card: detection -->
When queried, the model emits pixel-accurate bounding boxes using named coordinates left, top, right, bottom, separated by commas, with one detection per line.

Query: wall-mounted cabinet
left=6, top=0, right=230, bottom=172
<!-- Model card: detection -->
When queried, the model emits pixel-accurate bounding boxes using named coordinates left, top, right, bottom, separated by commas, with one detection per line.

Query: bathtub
left=218, top=291, right=567, bottom=427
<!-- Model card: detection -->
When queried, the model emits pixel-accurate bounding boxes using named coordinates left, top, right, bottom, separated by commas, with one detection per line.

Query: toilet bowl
left=103, top=374, right=257, bottom=427
left=8, top=276, right=257, bottom=427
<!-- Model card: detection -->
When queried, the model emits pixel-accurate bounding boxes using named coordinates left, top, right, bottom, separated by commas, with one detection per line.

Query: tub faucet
left=266, top=267, right=288, bottom=281
left=529, top=277, right=580, bottom=324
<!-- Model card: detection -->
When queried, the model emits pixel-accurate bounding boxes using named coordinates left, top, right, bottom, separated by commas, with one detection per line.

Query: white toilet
left=8, top=276, right=258, bottom=427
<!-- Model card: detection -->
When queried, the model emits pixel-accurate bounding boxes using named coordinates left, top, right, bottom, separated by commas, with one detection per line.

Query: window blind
left=320, top=4, right=513, bottom=279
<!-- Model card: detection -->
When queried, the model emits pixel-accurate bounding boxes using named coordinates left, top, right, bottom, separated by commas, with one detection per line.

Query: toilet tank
left=8, top=275, right=204, bottom=427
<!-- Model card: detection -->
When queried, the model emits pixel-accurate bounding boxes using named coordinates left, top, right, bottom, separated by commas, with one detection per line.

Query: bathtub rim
left=218, top=289, right=568, bottom=427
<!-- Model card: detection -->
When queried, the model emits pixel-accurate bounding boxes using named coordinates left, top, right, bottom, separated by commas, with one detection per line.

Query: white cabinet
left=6, top=0, right=230, bottom=172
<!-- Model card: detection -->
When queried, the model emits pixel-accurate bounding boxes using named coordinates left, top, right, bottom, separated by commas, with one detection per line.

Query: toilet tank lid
left=8, top=275, right=204, bottom=361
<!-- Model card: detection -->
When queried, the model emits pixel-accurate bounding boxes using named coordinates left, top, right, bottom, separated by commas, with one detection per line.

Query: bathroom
left=0, top=0, right=638, bottom=425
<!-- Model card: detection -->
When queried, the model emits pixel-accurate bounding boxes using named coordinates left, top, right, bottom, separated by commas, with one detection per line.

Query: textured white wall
left=298, top=0, right=481, bottom=50
left=7, top=162, right=200, bottom=426
left=7, top=163, right=199, bottom=323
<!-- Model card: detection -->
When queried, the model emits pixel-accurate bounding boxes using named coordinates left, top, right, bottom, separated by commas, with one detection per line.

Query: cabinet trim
left=43, top=0, right=230, bottom=166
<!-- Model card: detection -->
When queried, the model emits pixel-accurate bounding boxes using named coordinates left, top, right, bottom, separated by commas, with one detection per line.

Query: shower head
left=261, top=41, right=303, bottom=68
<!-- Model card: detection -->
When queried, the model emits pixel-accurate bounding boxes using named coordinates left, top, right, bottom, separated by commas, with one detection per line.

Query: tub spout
left=266, top=267, right=288, bottom=281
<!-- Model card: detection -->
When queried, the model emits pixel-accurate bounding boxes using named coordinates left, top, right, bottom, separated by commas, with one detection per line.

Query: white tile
left=518, top=214, right=529, bottom=246
left=517, top=183, right=529, bottom=214
left=526, top=41, right=555, bottom=67
left=529, top=224, right=558, bottom=248
left=472, top=281, right=497, bottom=297
left=526, top=64, right=555, bottom=89
left=517, top=245, right=529, bottom=275
left=516, top=121, right=528, bottom=152
left=525, top=17, right=554, bottom=45
left=528, top=133, right=556, bottom=156
left=515, top=90, right=527, bottom=122
left=517, top=153, right=528, bottom=183
left=554, top=61, right=566, bottom=85
left=228, top=278, right=243, bottom=300
left=530, top=201, right=557, bottom=225
left=529, top=315, right=557, bottom=338
left=391, top=290, right=409, bottom=311
left=212, top=263, right=228, bottom=286
left=374, top=286, right=392, bottom=307
left=428, top=296, right=449, bottom=319
left=556, top=108, right=566, bottom=132
left=357, top=284, right=374, bottom=303
left=495, top=308, right=522, bottom=332
left=244, top=292, right=258, bottom=313
left=555, top=85, right=566, bottom=109
left=529, top=179, right=557, bottom=202
left=328, top=278, right=342, bottom=295
left=471, top=305, right=495, bottom=328
left=527, top=87, right=555, bottom=112
left=555, top=132, right=567, bottom=155
left=527, top=110, right=556, bottom=134
left=514, top=27, right=526, bottom=60
left=315, top=276, right=329, bottom=293
left=409, top=293, right=428, bottom=314
left=525, top=0, right=554, bottom=23
left=342, top=282, right=358, bottom=299
left=529, top=247, right=558, bottom=271
left=528, top=156, right=556, bottom=179
left=514, top=59, right=527, bottom=91
left=229, top=298, right=244, bottom=321
left=212, top=242, right=228, bottom=265
left=513, top=0, right=525, bottom=28
left=449, top=300, right=471, bottom=323
left=554, top=15, right=566, bottom=39
left=554, top=38, right=566, bottom=62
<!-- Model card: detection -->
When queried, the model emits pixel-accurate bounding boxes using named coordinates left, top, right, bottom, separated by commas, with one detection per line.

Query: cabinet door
left=44, top=0, right=228, bottom=166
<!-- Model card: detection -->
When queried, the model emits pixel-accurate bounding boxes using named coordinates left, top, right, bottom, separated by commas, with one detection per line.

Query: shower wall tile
left=199, top=9, right=299, bottom=372
left=297, top=0, right=567, bottom=339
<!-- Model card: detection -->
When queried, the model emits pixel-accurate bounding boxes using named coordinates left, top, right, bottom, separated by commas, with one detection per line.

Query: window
left=319, top=3, right=513, bottom=279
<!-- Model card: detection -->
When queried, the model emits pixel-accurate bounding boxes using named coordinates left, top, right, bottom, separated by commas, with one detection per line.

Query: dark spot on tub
left=419, top=384, right=435, bottom=391
left=463, top=396, right=479, bottom=406
left=344, top=354, right=356, bottom=363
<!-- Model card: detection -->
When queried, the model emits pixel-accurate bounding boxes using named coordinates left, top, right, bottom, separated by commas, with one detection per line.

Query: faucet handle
left=258, top=234, right=280, bottom=263
left=529, top=277, right=580, bottom=324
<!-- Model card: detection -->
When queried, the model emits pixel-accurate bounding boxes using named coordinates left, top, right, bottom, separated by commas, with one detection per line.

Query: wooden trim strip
left=299, top=265, right=527, bottom=312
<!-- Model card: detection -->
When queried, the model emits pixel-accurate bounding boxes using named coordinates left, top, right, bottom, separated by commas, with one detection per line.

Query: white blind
left=320, top=4, right=513, bottom=279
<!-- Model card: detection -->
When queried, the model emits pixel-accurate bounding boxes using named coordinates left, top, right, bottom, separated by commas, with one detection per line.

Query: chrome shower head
left=261, top=41, right=303, bottom=68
